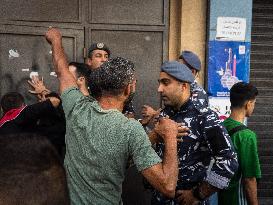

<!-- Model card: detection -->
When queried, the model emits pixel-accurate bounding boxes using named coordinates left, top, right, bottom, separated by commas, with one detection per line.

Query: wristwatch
left=192, top=186, right=206, bottom=201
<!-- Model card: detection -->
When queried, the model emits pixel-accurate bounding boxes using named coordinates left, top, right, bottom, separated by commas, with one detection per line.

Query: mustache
left=161, top=95, right=169, bottom=101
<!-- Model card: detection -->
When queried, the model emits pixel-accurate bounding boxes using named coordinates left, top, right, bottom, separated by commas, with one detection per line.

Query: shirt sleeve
left=127, top=120, right=162, bottom=172
left=60, top=87, right=84, bottom=117
left=239, top=132, right=261, bottom=178
left=203, top=111, right=239, bottom=189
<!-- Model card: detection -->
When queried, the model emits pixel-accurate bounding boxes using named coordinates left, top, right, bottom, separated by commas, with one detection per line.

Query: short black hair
left=230, top=82, right=258, bottom=108
left=68, top=62, right=90, bottom=79
left=0, top=92, right=25, bottom=114
left=0, top=133, right=69, bottom=205
left=88, top=57, right=135, bottom=97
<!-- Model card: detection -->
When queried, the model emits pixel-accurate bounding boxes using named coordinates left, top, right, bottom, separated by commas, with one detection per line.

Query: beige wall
left=169, top=0, right=207, bottom=86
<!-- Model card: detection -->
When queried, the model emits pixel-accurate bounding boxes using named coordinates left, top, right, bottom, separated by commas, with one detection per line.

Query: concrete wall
left=169, top=0, right=252, bottom=86
left=208, top=0, right=253, bottom=41
left=169, top=0, right=207, bottom=86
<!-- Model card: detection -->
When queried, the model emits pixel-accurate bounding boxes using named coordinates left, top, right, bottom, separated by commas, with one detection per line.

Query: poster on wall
left=207, top=40, right=251, bottom=97
left=209, top=97, right=231, bottom=121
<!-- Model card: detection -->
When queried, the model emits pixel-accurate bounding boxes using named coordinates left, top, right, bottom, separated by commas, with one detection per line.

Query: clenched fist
left=45, top=27, right=62, bottom=45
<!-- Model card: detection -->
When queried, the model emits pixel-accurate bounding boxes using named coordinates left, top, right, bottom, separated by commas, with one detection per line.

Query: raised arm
left=45, top=28, right=77, bottom=93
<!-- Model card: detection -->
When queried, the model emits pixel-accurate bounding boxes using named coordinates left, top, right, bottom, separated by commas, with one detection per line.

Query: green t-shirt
left=218, top=118, right=261, bottom=205
left=61, top=87, right=162, bottom=205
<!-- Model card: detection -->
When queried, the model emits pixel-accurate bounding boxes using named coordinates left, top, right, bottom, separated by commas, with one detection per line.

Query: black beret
left=88, top=43, right=111, bottom=57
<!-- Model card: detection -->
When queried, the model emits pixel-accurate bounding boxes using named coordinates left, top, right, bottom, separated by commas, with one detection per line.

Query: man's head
left=68, top=62, right=89, bottom=86
left=0, top=133, right=69, bottom=205
left=68, top=62, right=90, bottom=96
left=88, top=57, right=135, bottom=101
left=179, top=50, right=201, bottom=77
left=230, top=82, right=258, bottom=117
left=0, top=92, right=25, bottom=114
left=87, top=43, right=110, bottom=70
left=158, top=61, right=194, bottom=110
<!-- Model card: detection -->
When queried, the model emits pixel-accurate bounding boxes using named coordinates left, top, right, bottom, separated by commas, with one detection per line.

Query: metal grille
left=250, top=0, right=273, bottom=204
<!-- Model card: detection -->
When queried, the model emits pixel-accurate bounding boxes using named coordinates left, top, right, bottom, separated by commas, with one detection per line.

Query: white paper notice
left=239, top=45, right=246, bottom=54
left=216, top=17, right=246, bottom=41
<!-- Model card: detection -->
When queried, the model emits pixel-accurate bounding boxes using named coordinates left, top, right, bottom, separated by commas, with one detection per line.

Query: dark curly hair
left=88, top=57, right=135, bottom=97
left=0, top=92, right=25, bottom=114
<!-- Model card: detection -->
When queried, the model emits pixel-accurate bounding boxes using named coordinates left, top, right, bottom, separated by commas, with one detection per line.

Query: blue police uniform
left=179, top=51, right=209, bottom=109
left=191, top=81, right=208, bottom=108
left=151, top=61, right=238, bottom=205
left=152, top=101, right=238, bottom=205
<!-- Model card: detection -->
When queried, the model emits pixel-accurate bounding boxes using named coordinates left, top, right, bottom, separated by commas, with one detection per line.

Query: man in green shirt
left=45, top=28, right=183, bottom=205
left=219, top=82, right=261, bottom=205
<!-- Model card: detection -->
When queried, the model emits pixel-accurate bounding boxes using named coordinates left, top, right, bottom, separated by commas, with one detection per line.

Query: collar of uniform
left=163, top=99, right=193, bottom=116
left=178, top=99, right=193, bottom=113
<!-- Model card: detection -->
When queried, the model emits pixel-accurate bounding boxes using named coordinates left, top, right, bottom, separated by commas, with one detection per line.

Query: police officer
left=86, top=42, right=111, bottom=70
left=151, top=61, right=238, bottom=205
left=142, top=51, right=208, bottom=126
left=87, top=43, right=135, bottom=117
left=179, top=50, right=208, bottom=108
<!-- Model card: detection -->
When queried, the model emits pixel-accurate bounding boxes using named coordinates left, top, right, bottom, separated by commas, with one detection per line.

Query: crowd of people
left=0, top=28, right=261, bottom=205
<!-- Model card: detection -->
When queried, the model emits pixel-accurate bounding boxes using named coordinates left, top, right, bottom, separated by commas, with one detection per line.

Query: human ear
left=245, top=100, right=251, bottom=110
left=124, top=84, right=131, bottom=97
left=180, top=82, right=188, bottom=91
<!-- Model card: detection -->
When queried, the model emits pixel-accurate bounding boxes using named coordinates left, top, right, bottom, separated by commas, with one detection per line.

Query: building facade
left=0, top=0, right=272, bottom=204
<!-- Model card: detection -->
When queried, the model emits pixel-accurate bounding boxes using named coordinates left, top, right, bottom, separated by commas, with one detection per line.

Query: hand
left=141, top=105, right=161, bottom=126
left=142, top=105, right=158, bottom=118
left=45, top=27, right=62, bottom=45
left=177, top=123, right=190, bottom=142
left=176, top=190, right=199, bottom=205
left=28, top=76, right=50, bottom=100
left=154, top=117, right=178, bottom=141
left=48, top=97, right=60, bottom=108
left=148, top=129, right=163, bottom=144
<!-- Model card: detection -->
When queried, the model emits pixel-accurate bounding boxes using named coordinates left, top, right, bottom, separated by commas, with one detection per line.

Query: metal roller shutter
left=250, top=0, right=273, bottom=204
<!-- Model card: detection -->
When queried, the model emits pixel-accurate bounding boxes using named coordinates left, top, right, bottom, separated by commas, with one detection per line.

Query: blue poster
left=207, top=40, right=251, bottom=97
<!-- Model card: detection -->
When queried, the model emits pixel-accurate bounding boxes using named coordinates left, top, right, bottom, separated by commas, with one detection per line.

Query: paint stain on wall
left=8, top=49, right=20, bottom=59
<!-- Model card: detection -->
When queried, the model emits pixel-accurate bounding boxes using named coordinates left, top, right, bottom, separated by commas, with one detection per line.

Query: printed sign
left=216, top=17, right=246, bottom=41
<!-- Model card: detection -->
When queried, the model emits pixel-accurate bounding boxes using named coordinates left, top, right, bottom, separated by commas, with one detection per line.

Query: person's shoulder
left=240, top=127, right=257, bottom=139
left=191, top=82, right=206, bottom=93
left=102, top=109, right=139, bottom=128
left=124, top=117, right=144, bottom=131
left=104, top=114, right=146, bottom=141
left=224, top=118, right=255, bottom=136
left=61, top=86, right=80, bottom=96
left=119, top=118, right=146, bottom=138
left=192, top=104, right=223, bottom=128
left=191, top=102, right=216, bottom=117
left=226, top=121, right=257, bottom=140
